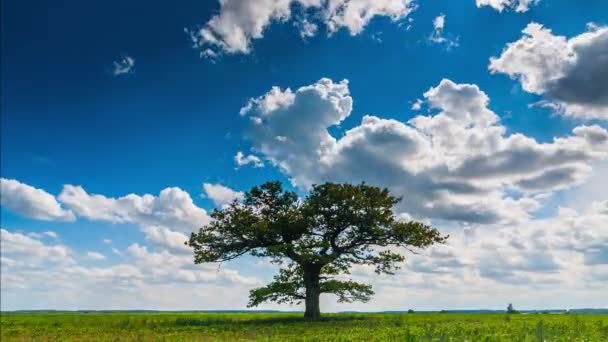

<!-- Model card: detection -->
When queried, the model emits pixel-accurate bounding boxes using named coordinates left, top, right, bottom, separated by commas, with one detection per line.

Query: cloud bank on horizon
left=2, top=75, right=607, bottom=310
left=1, top=0, right=607, bottom=311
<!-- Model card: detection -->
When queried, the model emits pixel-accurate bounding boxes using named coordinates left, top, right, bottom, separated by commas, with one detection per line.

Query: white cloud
left=322, top=0, right=415, bottom=35
left=235, top=151, right=264, bottom=168
left=428, top=14, right=459, bottom=49
left=1, top=229, right=259, bottom=310
left=299, top=19, right=318, bottom=38
left=316, top=199, right=608, bottom=311
left=433, top=14, right=445, bottom=31
left=103, top=238, right=112, bottom=244
left=476, top=0, right=539, bottom=12
left=1, top=178, right=212, bottom=254
left=0, top=178, right=75, bottom=221
left=189, top=0, right=294, bottom=55
left=189, top=0, right=415, bottom=56
left=112, top=56, right=135, bottom=76
left=456, top=200, right=608, bottom=281
left=57, top=185, right=210, bottom=251
left=490, top=23, right=608, bottom=120
left=202, top=183, right=244, bottom=207
left=126, top=243, right=259, bottom=286
left=85, top=251, right=106, bottom=261
left=138, top=225, right=192, bottom=253
left=2, top=195, right=607, bottom=311
left=0, top=229, right=72, bottom=264
left=240, top=78, right=608, bottom=224
left=43, top=231, right=58, bottom=239
left=27, top=230, right=59, bottom=240
left=58, top=185, right=210, bottom=232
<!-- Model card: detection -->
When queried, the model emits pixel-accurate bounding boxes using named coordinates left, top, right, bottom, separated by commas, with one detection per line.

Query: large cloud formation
left=2, top=200, right=607, bottom=310
left=2, top=169, right=606, bottom=310
left=240, top=78, right=608, bottom=224
left=0, top=179, right=261, bottom=310
left=490, top=23, right=608, bottom=120
left=190, top=0, right=415, bottom=56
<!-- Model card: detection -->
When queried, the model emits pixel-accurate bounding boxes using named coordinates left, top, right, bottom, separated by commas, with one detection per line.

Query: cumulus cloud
left=490, top=23, right=608, bottom=120
left=85, top=251, right=106, bottom=261
left=58, top=185, right=210, bottom=232
left=57, top=185, right=210, bottom=251
left=138, top=226, right=192, bottom=253
left=112, top=56, right=135, bottom=76
left=240, top=78, right=608, bottom=224
left=0, top=178, right=75, bottom=221
left=235, top=151, right=264, bottom=168
left=0, top=229, right=72, bottom=264
left=1, top=229, right=259, bottom=310
left=322, top=0, right=415, bottom=35
left=428, top=14, right=458, bottom=49
left=189, top=0, right=415, bottom=56
left=476, top=0, right=539, bottom=12
left=202, top=183, right=244, bottom=207
left=3, top=197, right=608, bottom=312
left=325, top=199, right=608, bottom=311
left=465, top=200, right=608, bottom=282
left=126, top=243, right=259, bottom=286
left=1, top=178, right=210, bottom=254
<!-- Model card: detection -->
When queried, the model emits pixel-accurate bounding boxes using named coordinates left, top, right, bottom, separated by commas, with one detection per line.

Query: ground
left=1, top=312, right=607, bottom=341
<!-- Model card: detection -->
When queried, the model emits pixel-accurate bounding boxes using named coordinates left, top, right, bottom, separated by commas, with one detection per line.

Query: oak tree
left=188, top=181, right=447, bottom=319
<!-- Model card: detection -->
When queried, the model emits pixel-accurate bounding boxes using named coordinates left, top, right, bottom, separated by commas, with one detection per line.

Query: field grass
left=1, top=311, right=608, bottom=341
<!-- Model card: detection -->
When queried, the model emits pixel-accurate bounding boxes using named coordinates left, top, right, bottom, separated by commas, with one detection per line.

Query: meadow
left=1, top=312, right=608, bottom=341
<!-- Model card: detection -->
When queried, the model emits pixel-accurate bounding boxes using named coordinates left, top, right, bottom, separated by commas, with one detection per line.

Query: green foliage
left=188, top=181, right=447, bottom=316
left=2, top=312, right=608, bottom=341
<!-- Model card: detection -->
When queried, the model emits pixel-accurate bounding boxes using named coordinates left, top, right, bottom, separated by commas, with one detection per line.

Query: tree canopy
left=188, top=181, right=448, bottom=318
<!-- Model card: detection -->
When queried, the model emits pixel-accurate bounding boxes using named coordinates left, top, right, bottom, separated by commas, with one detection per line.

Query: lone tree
left=188, top=181, right=447, bottom=319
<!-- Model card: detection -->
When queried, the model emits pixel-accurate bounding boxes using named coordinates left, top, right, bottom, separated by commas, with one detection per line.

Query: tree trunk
left=303, top=265, right=321, bottom=319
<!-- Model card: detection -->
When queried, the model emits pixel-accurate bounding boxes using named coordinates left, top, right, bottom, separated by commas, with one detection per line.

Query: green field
left=2, top=312, right=608, bottom=341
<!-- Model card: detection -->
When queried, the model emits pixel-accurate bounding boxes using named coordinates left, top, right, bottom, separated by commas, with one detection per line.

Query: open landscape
left=2, top=0, right=607, bottom=340
left=3, top=312, right=608, bottom=341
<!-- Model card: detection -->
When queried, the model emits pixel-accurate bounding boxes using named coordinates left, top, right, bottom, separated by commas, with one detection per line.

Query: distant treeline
left=3, top=308, right=608, bottom=314
left=377, top=309, right=608, bottom=314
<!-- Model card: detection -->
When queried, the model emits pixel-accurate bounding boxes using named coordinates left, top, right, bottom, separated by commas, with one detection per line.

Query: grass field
left=2, top=312, right=608, bottom=341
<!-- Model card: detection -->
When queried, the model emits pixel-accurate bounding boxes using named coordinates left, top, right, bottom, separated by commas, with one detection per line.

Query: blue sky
left=1, top=0, right=607, bottom=311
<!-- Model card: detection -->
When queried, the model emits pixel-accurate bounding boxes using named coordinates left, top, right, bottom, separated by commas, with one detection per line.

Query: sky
left=1, top=0, right=607, bottom=311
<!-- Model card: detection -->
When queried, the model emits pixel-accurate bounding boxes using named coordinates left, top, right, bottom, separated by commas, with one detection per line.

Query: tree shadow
left=171, top=315, right=369, bottom=327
